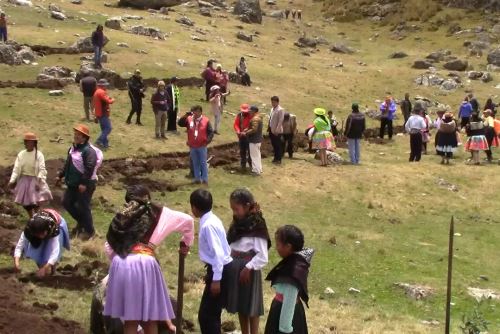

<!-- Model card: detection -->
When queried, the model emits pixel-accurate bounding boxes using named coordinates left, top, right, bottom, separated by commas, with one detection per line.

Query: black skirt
left=264, top=299, right=308, bottom=334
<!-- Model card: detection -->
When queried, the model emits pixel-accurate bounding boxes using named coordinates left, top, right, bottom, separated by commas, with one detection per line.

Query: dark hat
left=250, top=105, right=259, bottom=112
left=97, top=78, right=109, bottom=86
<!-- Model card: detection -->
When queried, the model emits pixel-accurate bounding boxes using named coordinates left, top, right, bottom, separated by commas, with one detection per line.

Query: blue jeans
left=97, top=116, right=112, bottom=148
left=94, top=46, right=102, bottom=66
left=347, top=138, right=361, bottom=164
left=0, top=27, right=7, bottom=42
left=190, top=147, right=208, bottom=183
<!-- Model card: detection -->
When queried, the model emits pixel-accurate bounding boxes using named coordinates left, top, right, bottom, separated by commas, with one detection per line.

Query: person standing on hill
left=458, top=96, right=473, bottom=129
left=80, top=70, right=97, bottom=122
left=0, top=12, right=8, bottom=42
left=245, top=106, right=264, bottom=176
left=91, top=25, right=105, bottom=68
left=482, top=109, right=498, bottom=162
left=166, top=76, right=180, bottom=133
left=269, top=96, right=285, bottom=165
left=94, top=79, right=114, bottom=150
left=297, top=9, right=302, bottom=20
left=405, top=107, right=427, bottom=162
left=151, top=80, right=169, bottom=139
left=126, top=69, right=145, bottom=125
left=436, top=112, right=459, bottom=165
left=312, top=108, right=333, bottom=167
left=344, top=103, right=366, bottom=164
left=465, top=112, right=489, bottom=165
left=234, top=104, right=253, bottom=171
left=209, top=85, right=228, bottom=135
left=284, top=9, right=290, bottom=19
left=484, top=98, right=497, bottom=117
left=281, top=113, right=297, bottom=159
left=400, top=93, right=412, bottom=128
left=379, top=96, right=396, bottom=140
left=202, top=60, right=217, bottom=102
left=468, top=93, right=480, bottom=113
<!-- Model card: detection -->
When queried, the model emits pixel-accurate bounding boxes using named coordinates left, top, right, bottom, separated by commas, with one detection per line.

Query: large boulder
left=295, top=37, right=317, bottom=48
left=330, top=43, right=355, bottom=54
left=77, top=63, right=126, bottom=89
left=0, top=44, right=23, bottom=65
left=70, top=36, right=109, bottom=53
left=440, top=79, right=459, bottom=91
left=412, top=60, right=433, bottom=69
left=443, top=59, right=468, bottom=71
left=105, top=17, right=123, bottom=30
left=51, top=11, right=67, bottom=20
left=233, top=0, right=262, bottom=24
left=129, top=26, right=165, bottom=39
left=487, top=48, right=500, bottom=66
left=17, top=46, right=37, bottom=63
left=236, top=31, right=253, bottom=42
left=8, top=0, right=32, bottom=6
left=118, top=0, right=187, bottom=9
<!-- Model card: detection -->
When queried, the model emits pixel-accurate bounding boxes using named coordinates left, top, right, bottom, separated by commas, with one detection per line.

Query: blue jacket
left=459, top=102, right=473, bottom=118
left=380, top=101, right=397, bottom=120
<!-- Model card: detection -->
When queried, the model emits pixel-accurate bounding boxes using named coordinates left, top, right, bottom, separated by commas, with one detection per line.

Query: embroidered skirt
left=13, top=175, right=52, bottom=207
left=264, top=298, right=308, bottom=334
left=23, top=218, right=70, bottom=267
left=225, top=251, right=264, bottom=317
left=465, top=135, right=489, bottom=152
left=104, top=253, right=175, bottom=321
left=312, top=131, right=333, bottom=150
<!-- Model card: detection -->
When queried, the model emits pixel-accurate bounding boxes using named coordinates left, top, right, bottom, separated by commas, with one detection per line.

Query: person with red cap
left=57, top=124, right=103, bottom=240
left=8, top=132, right=52, bottom=217
left=234, top=103, right=253, bottom=171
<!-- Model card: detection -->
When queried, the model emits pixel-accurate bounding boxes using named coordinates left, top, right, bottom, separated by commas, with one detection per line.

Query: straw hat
left=158, top=80, right=166, bottom=87
left=444, top=112, right=454, bottom=119
left=210, top=85, right=220, bottom=91
left=23, top=132, right=38, bottom=141
left=314, top=108, right=326, bottom=116
left=73, top=124, right=90, bottom=137
left=240, top=103, right=250, bottom=113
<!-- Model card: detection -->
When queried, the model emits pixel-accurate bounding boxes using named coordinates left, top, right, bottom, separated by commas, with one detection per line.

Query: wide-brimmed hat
left=97, top=79, right=109, bottom=87
left=443, top=112, right=454, bottom=119
left=483, top=109, right=493, bottom=115
left=73, top=124, right=90, bottom=137
left=240, top=103, right=250, bottom=113
left=210, top=85, right=220, bottom=91
left=134, top=69, right=141, bottom=75
left=158, top=80, right=166, bottom=87
left=24, top=132, right=38, bottom=141
left=314, top=108, right=326, bottom=116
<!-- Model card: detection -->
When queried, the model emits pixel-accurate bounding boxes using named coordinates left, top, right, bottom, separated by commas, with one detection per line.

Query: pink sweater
left=105, top=207, right=195, bottom=259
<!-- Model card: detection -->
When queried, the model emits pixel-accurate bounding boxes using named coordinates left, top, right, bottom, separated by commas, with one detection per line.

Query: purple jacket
left=459, top=102, right=473, bottom=119
left=91, top=30, right=104, bottom=47
left=380, top=100, right=397, bottom=120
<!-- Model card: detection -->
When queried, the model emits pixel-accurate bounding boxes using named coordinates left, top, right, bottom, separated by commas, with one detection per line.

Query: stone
left=80, top=52, right=108, bottom=63
left=70, top=36, right=110, bottom=53
left=440, top=79, right=459, bottom=91
left=71, top=0, right=82, bottom=4
left=177, top=59, right=186, bottom=66
left=199, top=8, right=211, bottom=16
left=268, top=10, right=284, bottom=18
left=487, top=48, right=500, bottom=66
left=175, top=16, right=194, bottom=26
left=389, top=51, right=408, bottom=59
left=117, top=0, right=186, bottom=9
left=412, top=60, right=433, bottom=69
left=443, top=59, right=468, bottom=71
left=236, top=31, right=253, bottom=42
left=198, top=0, right=214, bottom=7
left=117, top=42, right=129, bottom=48
left=105, top=17, right=123, bottom=30
left=481, top=72, right=493, bottom=83
left=48, top=3, right=61, bottom=11
left=467, top=287, right=500, bottom=302
left=233, top=0, right=262, bottom=24
left=330, top=43, right=355, bottom=54
left=426, top=49, right=451, bottom=62
left=191, top=35, right=206, bottom=41
left=8, top=0, right=33, bottom=6
left=492, top=24, right=500, bottom=36
left=51, top=11, right=67, bottom=20
left=266, top=0, right=276, bottom=4
left=0, top=44, right=23, bottom=66
left=324, top=287, right=335, bottom=295
left=394, top=283, right=434, bottom=300
left=123, top=15, right=144, bottom=20
left=77, top=63, right=125, bottom=89
left=414, top=73, right=445, bottom=87
left=17, top=46, right=37, bottom=62
left=447, top=23, right=461, bottom=35
left=129, top=26, right=165, bottom=39
left=295, top=37, right=317, bottom=48
left=49, top=90, right=64, bottom=96
left=467, top=71, right=483, bottom=80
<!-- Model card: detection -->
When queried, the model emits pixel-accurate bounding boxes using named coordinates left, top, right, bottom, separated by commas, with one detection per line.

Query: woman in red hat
left=8, top=132, right=52, bottom=217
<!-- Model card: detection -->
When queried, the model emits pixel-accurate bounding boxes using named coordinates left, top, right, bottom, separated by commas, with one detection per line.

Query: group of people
left=283, top=8, right=303, bottom=20
left=13, top=180, right=313, bottom=334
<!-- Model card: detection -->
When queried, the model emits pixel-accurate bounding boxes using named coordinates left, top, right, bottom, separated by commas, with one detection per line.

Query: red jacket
left=233, top=112, right=252, bottom=134
left=187, top=115, right=212, bottom=148
left=93, top=87, right=114, bottom=118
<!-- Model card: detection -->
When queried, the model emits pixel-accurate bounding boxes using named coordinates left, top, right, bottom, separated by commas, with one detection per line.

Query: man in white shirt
left=190, top=189, right=232, bottom=334
left=405, top=107, right=427, bottom=162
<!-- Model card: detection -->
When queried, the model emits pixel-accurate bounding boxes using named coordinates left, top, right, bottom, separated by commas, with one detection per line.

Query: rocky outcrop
left=129, top=26, right=165, bottom=39
left=412, top=60, right=433, bottom=69
left=441, top=0, right=500, bottom=11
left=330, top=43, right=355, bottom=54
left=443, top=59, right=468, bottom=71
left=295, top=37, right=317, bottom=48
left=105, top=17, right=123, bottom=30
left=0, top=44, right=23, bottom=65
left=487, top=48, right=500, bottom=66
left=118, top=0, right=187, bottom=9
left=233, top=0, right=262, bottom=24
left=70, top=36, right=110, bottom=53
left=236, top=31, right=253, bottom=42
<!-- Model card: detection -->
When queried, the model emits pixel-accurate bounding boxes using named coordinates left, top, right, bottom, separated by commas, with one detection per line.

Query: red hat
left=23, top=132, right=38, bottom=141
left=240, top=103, right=250, bottom=113
left=73, top=124, right=90, bottom=137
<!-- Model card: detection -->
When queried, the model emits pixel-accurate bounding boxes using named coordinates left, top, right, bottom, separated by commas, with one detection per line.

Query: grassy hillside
left=0, top=0, right=499, bottom=333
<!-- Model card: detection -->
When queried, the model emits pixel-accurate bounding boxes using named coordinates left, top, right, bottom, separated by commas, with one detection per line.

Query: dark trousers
left=460, top=117, right=470, bottom=129
left=167, top=108, right=178, bottom=131
left=199, top=265, right=227, bottom=334
left=269, top=133, right=283, bottom=162
left=0, top=27, right=7, bottom=42
left=239, top=137, right=251, bottom=168
left=409, top=133, right=423, bottom=162
left=241, top=73, right=251, bottom=86
left=282, top=133, right=294, bottom=158
left=403, top=114, right=410, bottom=132
left=379, top=118, right=393, bottom=139
left=62, top=182, right=96, bottom=234
left=127, top=97, right=143, bottom=123
left=205, top=83, right=212, bottom=102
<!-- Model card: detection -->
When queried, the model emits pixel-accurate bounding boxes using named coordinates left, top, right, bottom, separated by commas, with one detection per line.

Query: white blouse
left=230, top=236, right=269, bottom=271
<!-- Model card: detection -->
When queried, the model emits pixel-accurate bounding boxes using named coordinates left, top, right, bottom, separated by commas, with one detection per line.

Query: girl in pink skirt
left=465, top=113, right=489, bottom=165
left=104, top=185, right=194, bottom=334
left=8, top=132, right=52, bottom=217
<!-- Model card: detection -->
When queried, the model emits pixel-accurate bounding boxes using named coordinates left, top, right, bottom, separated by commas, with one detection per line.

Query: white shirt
left=10, top=149, right=47, bottom=183
left=15, top=232, right=60, bottom=265
left=230, top=237, right=269, bottom=270
left=405, top=115, right=427, bottom=132
left=198, top=211, right=232, bottom=281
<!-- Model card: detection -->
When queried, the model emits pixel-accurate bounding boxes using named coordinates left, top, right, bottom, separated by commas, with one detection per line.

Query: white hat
left=210, top=85, right=220, bottom=91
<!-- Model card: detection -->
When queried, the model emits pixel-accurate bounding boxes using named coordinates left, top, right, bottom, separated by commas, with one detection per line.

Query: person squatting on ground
left=104, top=185, right=194, bottom=334
left=237, top=57, right=251, bottom=86
left=209, top=85, right=228, bottom=134
left=344, top=103, right=366, bottom=165
left=244, top=105, right=264, bottom=176
left=8, top=132, right=52, bottom=217
left=13, top=208, right=70, bottom=277
left=151, top=80, right=169, bottom=139
left=126, top=69, right=145, bottom=126
left=225, top=189, right=271, bottom=334
left=282, top=113, right=297, bottom=159
left=379, top=96, right=396, bottom=140
left=311, top=108, right=333, bottom=167
left=0, top=12, right=8, bottom=42
left=91, top=25, right=105, bottom=68
left=190, top=189, right=233, bottom=334
left=264, top=225, right=313, bottom=334
left=166, top=76, right=180, bottom=133
left=178, top=106, right=214, bottom=185
left=268, top=96, right=285, bottom=165
left=405, top=106, right=427, bottom=162
left=234, top=104, right=253, bottom=171
left=465, top=112, right=489, bottom=165
left=436, top=112, right=459, bottom=165
left=80, top=70, right=97, bottom=122
left=57, top=124, right=103, bottom=240
left=94, top=79, right=115, bottom=150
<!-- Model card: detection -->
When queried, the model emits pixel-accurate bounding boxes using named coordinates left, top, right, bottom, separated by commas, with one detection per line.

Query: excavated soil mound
left=0, top=217, right=21, bottom=255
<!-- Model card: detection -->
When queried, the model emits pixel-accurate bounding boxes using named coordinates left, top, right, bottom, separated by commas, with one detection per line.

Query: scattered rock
left=324, top=287, right=335, bottom=295
left=440, top=79, right=459, bottom=91
left=0, top=44, right=23, bottom=66
left=481, top=72, right=493, bottom=82
left=426, top=49, right=451, bottom=62
left=436, top=178, right=459, bottom=192
left=330, top=43, right=355, bottom=54
left=421, top=320, right=440, bottom=327
left=71, top=36, right=109, bottom=53
left=129, top=25, right=165, bottom=39
left=117, top=0, right=186, bottom=9
left=394, top=283, right=434, bottom=300
left=487, top=48, right=500, bottom=66
left=71, top=0, right=82, bottom=4
left=191, top=35, right=206, bottom=41
left=105, top=17, right=123, bottom=30
left=123, top=15, right=144, bottom=20
left=236, top=31, right=253, bottom=42
left=389, top=51, right=408, bottom=59
left=49, top=90, right=64, bottom=96
left=175, top=16, right=194, bottom=26
left=8, top=0, right=33, bottom=6
left=348, top=287, right=361, bottom=294
left=199, top=7, right=211, bottom=16
left=443, top=59, right=468, bottom=71
left=51, top=11, right=67, bottom=21
left=447, top=23, right=461, bottom=36
left=412, top=60, right=433, bottom=69
left=314, top=151, right=344, bottom=164
left=177, top=59, right=186, bottom=66
left=233, top=0, right=262, bottom=24
left=117, top=42, right=130, bottom=48
left=295, top=37, right=317, bottom=48
left=17, top=46, right=37, bottom=63
left=467, top=287, right=500, bottom=301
